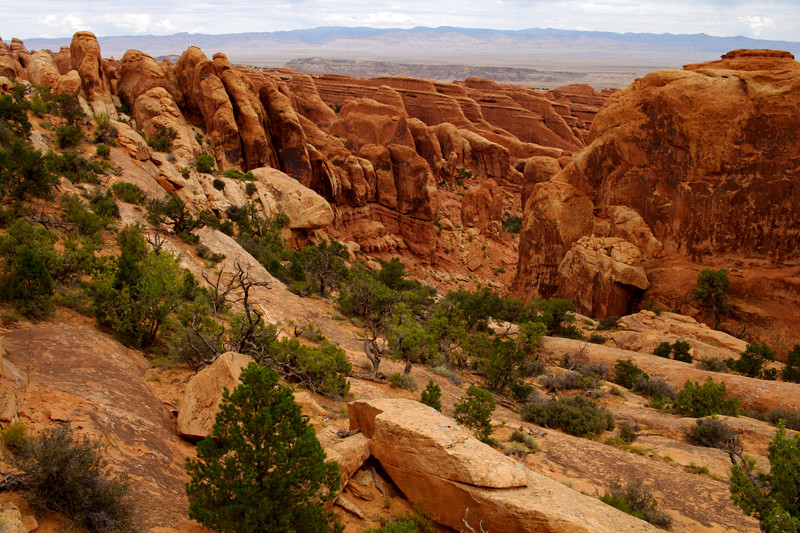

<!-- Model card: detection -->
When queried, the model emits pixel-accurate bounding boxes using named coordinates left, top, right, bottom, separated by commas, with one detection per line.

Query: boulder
left=250, top=167, right=334, bottom=229
left=177, top=352, right=252, bottom=440
left=113, top=119, right=150, bottom=160
left=0, top=502, right=26, bottom=533
left=26, top=51, right=61, bottom=88
left=608, top=205, right=663, bottom=260
left=349, top=398, right=660, bottom=533
left=54, top=70, right=82, bottom=96
left=555, top=236, right=649, bottom=317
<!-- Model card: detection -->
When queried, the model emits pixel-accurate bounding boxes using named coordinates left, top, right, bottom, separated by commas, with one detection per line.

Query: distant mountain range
left=20, top=26, right=800, bottom=89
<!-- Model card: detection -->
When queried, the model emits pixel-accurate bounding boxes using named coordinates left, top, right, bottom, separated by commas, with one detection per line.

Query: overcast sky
left=2, top=0, right=798, bottom=42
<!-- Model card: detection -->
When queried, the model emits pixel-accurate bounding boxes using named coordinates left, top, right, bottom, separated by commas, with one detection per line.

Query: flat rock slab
left=349, top=398, right=528, bottom=489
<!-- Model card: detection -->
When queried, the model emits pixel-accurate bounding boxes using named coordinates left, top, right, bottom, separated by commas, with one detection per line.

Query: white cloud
left=324, top=11, right=420, bottom=27
left=38, top=13, right=91, bottom=34
left=103, top=13, right=177, bottom=34
left=737, top=15, right=775, bottom=37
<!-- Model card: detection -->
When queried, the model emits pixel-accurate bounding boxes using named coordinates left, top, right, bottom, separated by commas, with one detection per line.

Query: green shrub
left=245, top=181, right=258, bottom=195
left=56, top=125, right=82, bottom=148
left=1, top=422, right=29, bottom=454
left=782, top=345, right=800, bottom=383
left=111, top=182, right=146, bottom=205
left=61, top=194, right=109, bottom=236
left=501, top=212, right=522, bottom=233
left=618, top=421, right=638, bottom=444
left=454, top=385, right=497, bottom=444
left=726, top=343, right=777, bottom=380
left=146, top=125, right=176, bottom=152
left=600, top=479, right=672, bottom=528
left=222, top=169, right=255, bottom=181
left=674, top=377, right=740, bottom=418
left=212, top=178, right=225, bottom=190
left=47, top=149, right=102, bottom=184
left=420, top=379, right=442, bottom=411
left=696, top=356, right=729, bottom=373
left=10, top=425, right=138, bottom=532
left=96, top=143, right=111, bottom=159
left=4, top=247, right=55, bottom=318
left=185, top=364, right=342, bottom=533
left=672, top=341, right=692, bottom=363
left=195, top=154, right=216, bottom=173
left=686, top=416, right=736, bottom=448
left=522, top=394, right=615, bottom=437
left=509, top=429, right=538, bottom=451
left=613, top=359, right=649, bottom=389
left=389, top=372, right=417, bottom=391
left=653, top=342, right=672, bottom=358
left=729, top=421, right=800, bottom=531
left=264, top=339, right=352, bottom=398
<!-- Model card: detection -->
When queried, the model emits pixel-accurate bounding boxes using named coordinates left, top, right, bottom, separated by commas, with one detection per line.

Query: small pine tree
left=453, top=385, right=496, bottom=444
left=420, top=379, right=443, bottom=411
left=7, top=248, right=54, bottom=317
left=726, top=343, right=776, bottom=380
left=692, top=268, right=730, bottom=329
left=783, top=345, right=800, bottom=383
left=185, top=363, right=342, bottom=532
left=729, top=421, right=800, bottom=530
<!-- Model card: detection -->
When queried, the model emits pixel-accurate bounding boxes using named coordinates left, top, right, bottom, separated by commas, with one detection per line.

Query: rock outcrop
left=70, top=31, right=116, bottom=116
left=176, top=352, right=252, bottom=440
left=348, top=398, right=660, bottom=533
left=515, top=50, right=800, bottom=330
left=250, top=167, right=334, bottom=229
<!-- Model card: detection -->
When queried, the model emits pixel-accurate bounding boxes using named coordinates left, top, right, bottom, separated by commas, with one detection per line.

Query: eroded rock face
left=177, top=352, right=252, bottom=440
left=461, top=178, right=503, bottom=231
left=513, top=181, right=594, bottom=301
left=26, top=51, right=61, bottom=88
left=555, top=236, right=649, bottom=317
left=348, top=398, right=660, bottom=533
left=515, top=49, right=800, bottom=322
left=250, top=167, right=334, bottom=229
left=70, top=31, right=116, bottom=116
left=1, top=327, right=197, bottom=529
left=560, top=49, right=800, bottom=261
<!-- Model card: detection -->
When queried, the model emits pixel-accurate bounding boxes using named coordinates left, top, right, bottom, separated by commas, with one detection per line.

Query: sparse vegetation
left=686, top=416, right=736, bottom=448
left=600, top=479, right=672, bottom=528
left=146, top=125, right=177, bottom=152
left=613, top=359, right=648, bottom=389
left=692, top=268, right=729, bottom=329
left=7, top=424, right=139, bottom=533
left=673, top=377, right=740, bottom=418
left=111, top=182, right=147, bottom=205
left=522, top=393, right=615, bottom=437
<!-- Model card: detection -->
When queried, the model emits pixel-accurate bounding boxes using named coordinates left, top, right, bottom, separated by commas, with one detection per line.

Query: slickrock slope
left=0, top=327, right=202, bottom=531
left=514, top=50, right=800, bottom=350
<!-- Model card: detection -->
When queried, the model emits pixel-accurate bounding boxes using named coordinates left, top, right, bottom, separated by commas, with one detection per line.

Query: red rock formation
left=461, top=178, right=503, bottom=231
left=515, top=50, right=800, bottom=342
left=175, top=46, right=243, bottom=170
left=70, top=31, right=116, bottom=116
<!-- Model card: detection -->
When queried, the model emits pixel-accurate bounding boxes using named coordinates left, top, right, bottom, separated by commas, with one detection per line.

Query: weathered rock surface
left=541, top=336, right=800, bottom=412
left=0, top=327, right=197, bottom=529
left=349, top=398, right=660, bottom=533
left=176, top=351, right=252, bottom=440
left=70, top=31, right=116, bottom=116
left=515, top=50, right=800, bottom=328
left=0, top=501, right=27, bottom=533
left=250, top=167, right=334, bottom=229
left=461, top=178, right=503, bottom=231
